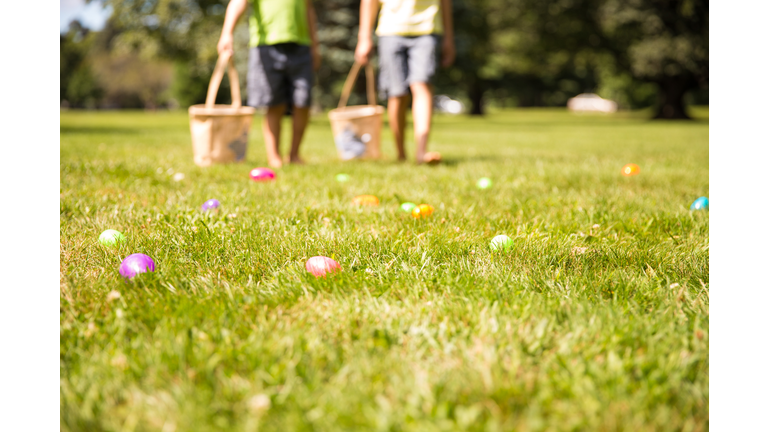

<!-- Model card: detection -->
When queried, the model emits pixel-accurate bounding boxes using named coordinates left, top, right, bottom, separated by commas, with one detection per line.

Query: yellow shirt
left=375, top=0, right=443, bottom=36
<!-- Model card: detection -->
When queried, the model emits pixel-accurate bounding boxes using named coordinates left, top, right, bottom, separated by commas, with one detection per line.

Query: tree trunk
left=468, top=80, right=485, bottom=115
left=653, top=76, right=693, bottom=120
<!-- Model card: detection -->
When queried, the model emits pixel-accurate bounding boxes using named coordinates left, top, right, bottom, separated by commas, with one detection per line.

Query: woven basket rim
left=189, top=104, right=257, bottom=116
left=328, top=104, right=384, bottom=120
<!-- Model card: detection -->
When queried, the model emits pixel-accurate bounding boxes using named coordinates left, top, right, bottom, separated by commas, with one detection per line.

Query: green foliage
left=448, top=0, right=707, bottom=114
left=61, top=108, right=708, bottom=430
left=598, top=0, right=708, bottom=81
left=61, top=22, right=104, bottom=108
left=92, top=52, right=175, bottom=109
left=102, top=0, right=234, bottom=106
left=67, top=0, right=707, bottom=115
left=314, top=0, right=360, bottom=108
left=597, top=0, right=709, bottom=118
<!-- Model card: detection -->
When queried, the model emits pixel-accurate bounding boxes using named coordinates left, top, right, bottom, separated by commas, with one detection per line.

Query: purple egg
left=119, top=253, right=156, bottom=279
left=201, top=198, right=220, bottom=211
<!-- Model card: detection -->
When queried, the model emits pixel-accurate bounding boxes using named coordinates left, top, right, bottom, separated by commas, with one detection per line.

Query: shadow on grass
left=60, top=125, right=144, bottom=135
left=439, top=155, right=503, bottom=166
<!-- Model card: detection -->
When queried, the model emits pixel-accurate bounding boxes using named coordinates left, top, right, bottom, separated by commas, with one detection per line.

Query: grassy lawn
left=60, top=107, right=709, bottom=431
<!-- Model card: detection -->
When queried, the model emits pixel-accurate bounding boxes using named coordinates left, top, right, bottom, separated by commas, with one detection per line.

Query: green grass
left=60, top=107, right=709, bottom=431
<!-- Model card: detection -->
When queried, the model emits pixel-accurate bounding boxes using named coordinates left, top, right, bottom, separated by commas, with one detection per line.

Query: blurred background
left=60, top=0, right=708, bottom=119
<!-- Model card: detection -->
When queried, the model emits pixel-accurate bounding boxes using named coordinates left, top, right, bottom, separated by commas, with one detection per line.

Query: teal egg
left=690, top=196, right=709, bottom=210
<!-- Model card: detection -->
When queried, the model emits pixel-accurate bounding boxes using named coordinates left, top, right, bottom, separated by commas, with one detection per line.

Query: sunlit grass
left=60, top=108, right=708, bottom=431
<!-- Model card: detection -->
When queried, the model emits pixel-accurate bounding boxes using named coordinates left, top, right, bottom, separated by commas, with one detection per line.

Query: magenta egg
left=249, top=167, right=276, bottom=182
left=119, top=253, right=156, bottom=279
left=305, top=256, right=342, bottom=277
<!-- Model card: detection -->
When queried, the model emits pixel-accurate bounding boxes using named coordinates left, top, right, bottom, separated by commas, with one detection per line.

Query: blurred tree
left=101, top=0, right=370, bottom=109
left=598, top=0, right=708, bottom=119
left=90, top=52, right=174, bottom=109
left=101, top=0, right=241, bottom=107
left=73, top=0, right=707, bottom=117
left=60, top=21, right=104, bottom=108
left=313, top=0, right=360, bottom=109
left=471, top=0, right=707, bottom=118
left=432, top=0, right=492, bottom=114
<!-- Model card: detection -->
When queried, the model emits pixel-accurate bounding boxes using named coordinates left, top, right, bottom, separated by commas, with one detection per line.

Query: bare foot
left=425, top=152, right=442, bottom=165
left=417, top=151, right=442, bottom=165
left=288, top=155, right=305, bottom=165
left=267, top=155, right=283, bottom=169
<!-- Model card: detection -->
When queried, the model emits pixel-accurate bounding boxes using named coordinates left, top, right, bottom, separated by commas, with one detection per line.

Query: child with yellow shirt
left=355, top=0, right=455, bottom=164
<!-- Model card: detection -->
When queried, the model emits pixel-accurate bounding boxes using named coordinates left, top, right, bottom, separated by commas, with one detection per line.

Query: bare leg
left=263, top=105, right=286, bottom=168
left=410, top=82, right=439, bottom=164
left=289, top=106, right=310, bottom=164
left=387, top=95, right=408, bottom=161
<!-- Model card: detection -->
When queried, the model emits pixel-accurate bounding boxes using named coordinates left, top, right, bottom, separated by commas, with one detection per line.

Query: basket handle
left=337, top=62, right=376, bottom=109
left=205, top=52, right=242, bottom=109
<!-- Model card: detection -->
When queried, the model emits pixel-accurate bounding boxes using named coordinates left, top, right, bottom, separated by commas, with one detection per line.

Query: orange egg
left=621, top=163, right=640, bottom=176
left=353, top=195, right=379, bottom=206
left=411, top=204, right=434, bottom=219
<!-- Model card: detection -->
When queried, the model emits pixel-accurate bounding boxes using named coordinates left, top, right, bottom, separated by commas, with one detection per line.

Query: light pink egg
left=249, top=167, right=276, bottom=182
left=305, top=256, right=342, bottom=277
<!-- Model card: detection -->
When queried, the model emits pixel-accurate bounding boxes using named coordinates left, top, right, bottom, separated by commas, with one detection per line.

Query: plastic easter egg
left=119, top=253, right=156, bottom=279
left=353, top=195, right=379, bottom=206
left=305, top=256, right=342, bottom=277
left=477, top=177, right=493, bottom=189
left=201, top=198, right=220, bottom=211
left=411, top=204, right=434, bottom=219
left=621, top=163, right=640, bottom=176
left=400, top=202, right=417, bottom=213
left=690, top=196, right=709, bottom=210
left=99, top=229, right=126, bottom=246
left=250, top=167, right=276, bottom=182
left=489, top=234, right=514, bottom=252
left=336, top=173, right=350, bottom=182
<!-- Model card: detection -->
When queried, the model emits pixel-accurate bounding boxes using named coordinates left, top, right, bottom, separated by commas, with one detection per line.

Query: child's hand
left=441, top=37, right=455, bottom=67
left=217, top=34, right=234, bottom=57
left=355, top=38, right=374, bottom=65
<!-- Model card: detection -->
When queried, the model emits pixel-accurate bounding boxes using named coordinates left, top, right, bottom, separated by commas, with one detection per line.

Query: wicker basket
left=328, top=62, right=384, bottom=160
left=188, top=53, right=256, bottom=167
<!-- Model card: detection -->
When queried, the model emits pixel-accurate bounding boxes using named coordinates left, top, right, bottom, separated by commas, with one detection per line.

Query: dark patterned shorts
left=247, top=43, right=313, bottom=108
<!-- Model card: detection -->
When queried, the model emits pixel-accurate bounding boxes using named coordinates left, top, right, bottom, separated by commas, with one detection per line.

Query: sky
left=60, top=0, right=112, bottom=33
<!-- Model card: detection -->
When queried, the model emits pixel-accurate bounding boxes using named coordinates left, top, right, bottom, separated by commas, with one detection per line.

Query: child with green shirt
left=218, top=0, right=320, bottom=168
left=355, top=0, right=455, bottom=164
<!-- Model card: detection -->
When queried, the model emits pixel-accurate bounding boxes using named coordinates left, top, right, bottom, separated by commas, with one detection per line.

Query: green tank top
left=249, top=0, right=311, bottom=47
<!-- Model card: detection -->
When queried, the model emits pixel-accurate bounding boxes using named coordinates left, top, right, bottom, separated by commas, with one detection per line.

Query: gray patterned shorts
left=378, top=34, right=440, bottom=100
left=247, top=43, right=313, bottom=108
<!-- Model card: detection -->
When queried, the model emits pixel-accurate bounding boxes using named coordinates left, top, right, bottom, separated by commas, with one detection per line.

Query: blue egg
left=690, top=197, right=709, bottom=210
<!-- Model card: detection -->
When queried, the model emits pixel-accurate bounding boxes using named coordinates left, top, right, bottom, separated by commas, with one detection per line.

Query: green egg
left=99, top=229, right=126, bottom=246
left=477, top=177, right=493, bottom=189
left=400, top=202, right=417, bottom=213
left=489, top=234, right=513, bottom=252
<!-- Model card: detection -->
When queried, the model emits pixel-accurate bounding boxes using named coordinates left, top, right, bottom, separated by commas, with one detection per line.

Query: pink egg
left=305, top=256, right=342, bottom=277
left=249, top=167, right=276, bottom=182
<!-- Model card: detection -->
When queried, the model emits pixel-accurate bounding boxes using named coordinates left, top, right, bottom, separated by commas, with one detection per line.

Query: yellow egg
left=621, top=163, right=640, bottom=176
left=353, top=195, right=379, bottom=206
left=411, top=204, right=434, bottom=219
